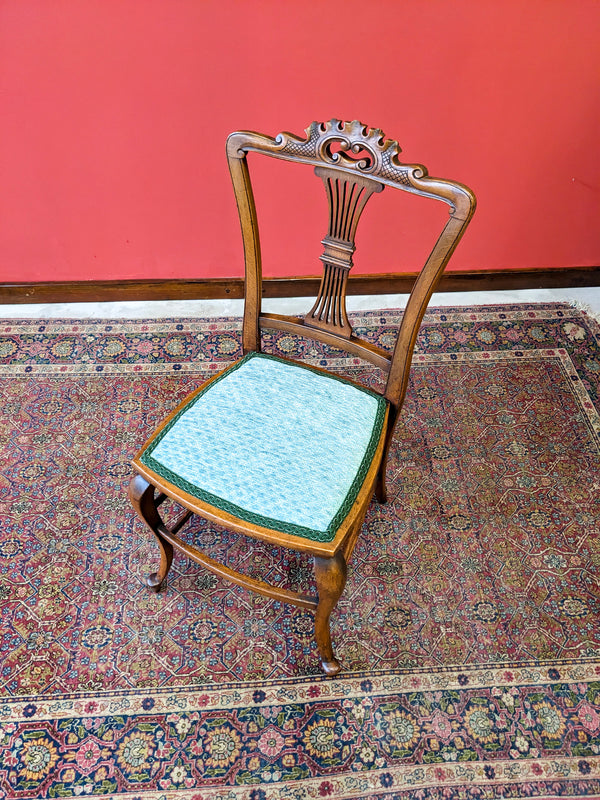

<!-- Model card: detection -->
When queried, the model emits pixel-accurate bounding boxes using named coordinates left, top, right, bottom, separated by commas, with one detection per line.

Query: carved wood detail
left=305, top=168, right=384, bottom=337
left=275, top=119, right=416, bottom=186
left=228, top=119, right=474, bottom=221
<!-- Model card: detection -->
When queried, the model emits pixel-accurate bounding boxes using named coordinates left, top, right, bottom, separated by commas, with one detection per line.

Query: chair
left=129, top=120, right=476, bottom=675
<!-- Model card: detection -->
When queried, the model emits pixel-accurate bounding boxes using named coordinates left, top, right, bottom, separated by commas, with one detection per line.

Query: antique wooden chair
left=129, top=120, right=476, bottom=675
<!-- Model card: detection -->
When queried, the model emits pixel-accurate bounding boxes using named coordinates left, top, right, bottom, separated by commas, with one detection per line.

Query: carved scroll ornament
left=227, top=119, right=474, bottom=220
left=275, top=119, right=418, bottom=187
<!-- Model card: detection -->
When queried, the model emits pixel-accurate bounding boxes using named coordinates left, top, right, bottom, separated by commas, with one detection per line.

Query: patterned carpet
left=1, top=303, right=599, bottom=798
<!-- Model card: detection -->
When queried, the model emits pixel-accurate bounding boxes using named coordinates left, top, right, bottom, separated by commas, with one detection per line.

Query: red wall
left=1, top=0, right=599, bottom=283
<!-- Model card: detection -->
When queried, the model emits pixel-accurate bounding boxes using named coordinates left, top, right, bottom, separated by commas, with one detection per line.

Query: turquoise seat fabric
left=140, top=352, right=386, bottom=542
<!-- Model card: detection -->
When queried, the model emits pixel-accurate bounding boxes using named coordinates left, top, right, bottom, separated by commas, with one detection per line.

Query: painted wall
left=1, top=0, right=599, bottom=283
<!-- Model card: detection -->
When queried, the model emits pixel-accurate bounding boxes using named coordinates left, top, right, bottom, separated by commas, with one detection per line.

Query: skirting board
left=1, top=267, right=599, bottom=304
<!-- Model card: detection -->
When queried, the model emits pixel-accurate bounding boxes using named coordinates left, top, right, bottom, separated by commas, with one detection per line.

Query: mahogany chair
left=129, top=120, right=476, bottom=675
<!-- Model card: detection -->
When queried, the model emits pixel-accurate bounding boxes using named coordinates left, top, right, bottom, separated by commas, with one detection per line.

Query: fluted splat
left=305, top=168, right=384, bottom=338
left=329, top=178, right=364, bottom=240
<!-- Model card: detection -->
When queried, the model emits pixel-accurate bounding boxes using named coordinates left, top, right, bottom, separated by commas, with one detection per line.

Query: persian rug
left=1, top=302, right=599, bottom=799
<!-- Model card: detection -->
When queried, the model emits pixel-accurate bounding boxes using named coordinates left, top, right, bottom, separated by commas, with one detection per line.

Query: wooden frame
left=130, top=120, right=476, bottom=675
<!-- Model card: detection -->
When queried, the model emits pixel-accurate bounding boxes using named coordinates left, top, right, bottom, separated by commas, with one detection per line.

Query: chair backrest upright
left=226, top=119, right=476, bottom=416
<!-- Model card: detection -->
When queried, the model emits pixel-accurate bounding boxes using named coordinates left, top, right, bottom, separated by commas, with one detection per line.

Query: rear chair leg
left=313, top=552, right=347, bottom=676
left=375, top=464, right=388, bottom=504
left=129, top=474, right=173, bottom=592
left=376, top=416, right=397, bottom=504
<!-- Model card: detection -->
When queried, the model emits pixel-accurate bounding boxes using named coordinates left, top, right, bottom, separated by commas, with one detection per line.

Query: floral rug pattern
left=0, top=303, right=599, bottom=798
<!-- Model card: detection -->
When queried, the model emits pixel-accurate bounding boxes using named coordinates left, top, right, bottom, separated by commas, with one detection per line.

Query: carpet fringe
left=568, top=298, right=600, bottom=324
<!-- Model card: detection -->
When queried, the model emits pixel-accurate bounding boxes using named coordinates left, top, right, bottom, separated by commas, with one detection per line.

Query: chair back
left=226, top=119, right=476, bottom=414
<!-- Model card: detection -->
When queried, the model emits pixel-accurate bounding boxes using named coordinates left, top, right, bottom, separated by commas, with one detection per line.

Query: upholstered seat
left=129, top=119, right=475, bottom=675
left=138, top=352, right=386, bottom=542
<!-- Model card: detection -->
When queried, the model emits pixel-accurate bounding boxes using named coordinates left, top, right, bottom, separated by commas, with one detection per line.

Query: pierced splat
left=305, top=167, right=384, bottom=338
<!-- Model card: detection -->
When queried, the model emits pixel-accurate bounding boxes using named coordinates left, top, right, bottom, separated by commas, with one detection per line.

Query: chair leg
left=375, top=464, right=388, bottom=504
left=313, top=552, right=347, bottom=676
left=129, top=474, right=173, bottom=593
left=375, top=412, right=398, bottom=504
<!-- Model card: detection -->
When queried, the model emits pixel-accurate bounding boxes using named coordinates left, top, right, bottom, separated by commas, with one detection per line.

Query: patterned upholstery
left=140, top=353, right=386, bottom=542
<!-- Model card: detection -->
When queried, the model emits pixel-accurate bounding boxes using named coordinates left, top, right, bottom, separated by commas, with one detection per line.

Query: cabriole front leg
left=129, top=473, right=173, bottom=592
left=313, top=551, right=347, bottom=676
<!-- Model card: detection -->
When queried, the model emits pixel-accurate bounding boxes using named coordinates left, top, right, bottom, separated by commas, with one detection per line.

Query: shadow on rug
left=0, top=302, right=599, bottom=798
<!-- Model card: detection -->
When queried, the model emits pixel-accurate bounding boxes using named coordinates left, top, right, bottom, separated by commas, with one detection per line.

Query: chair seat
left=139, top=352, right=386, bottom=543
